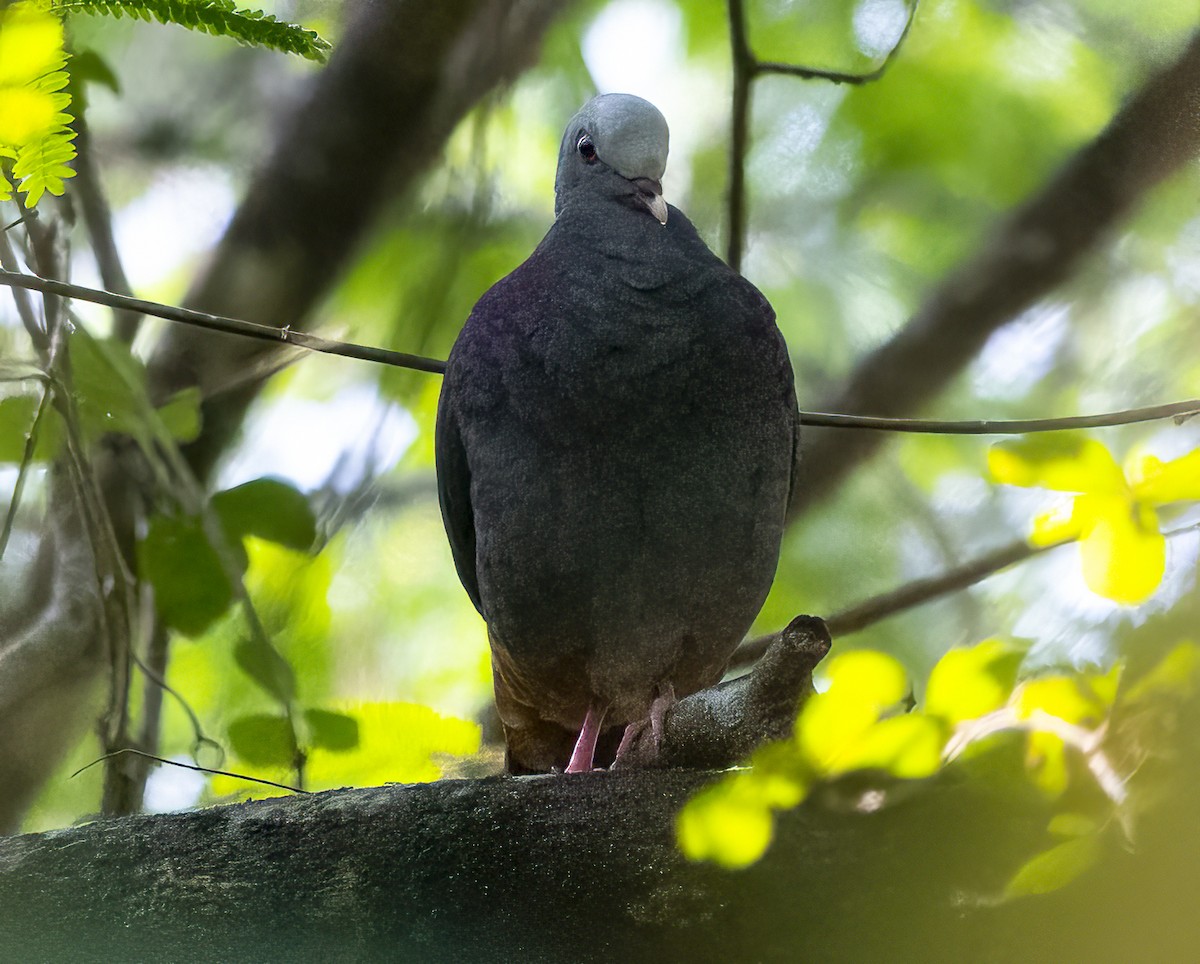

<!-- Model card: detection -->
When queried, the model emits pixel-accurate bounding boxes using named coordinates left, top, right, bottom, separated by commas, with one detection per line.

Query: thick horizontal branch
left=5, top=729, right=1200, bottom=961
left=4, top=271, right=1196, bottom=433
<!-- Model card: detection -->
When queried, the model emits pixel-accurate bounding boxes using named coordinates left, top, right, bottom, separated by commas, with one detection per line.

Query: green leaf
left=227, top=713, right=295, bottom=768
left=0, top=393, right=62, bottom=462
left=234, top=634, right=296, bottom=705
left=1122, top=641, right=1200, bottom=704
left=157, top=387, right=202, bottom=443
left=213, top=702, right=481, bottom=799
left=925, top=638, right=1024, bottom=726
left=1048, top=812, right=1099, bottom=838
left=69, top=328, right=149, bottom=441
left=304, top=708, right=359, bottom=752
left=138, top=513, right=233, bottom=636
left=212, top=477, right=316, bottom=552
left=1004, top=835, right=1100, bottom=899
left=68, top=48, right=121, bottom=95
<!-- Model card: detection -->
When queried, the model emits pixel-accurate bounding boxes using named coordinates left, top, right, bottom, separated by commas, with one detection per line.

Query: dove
left=436, top=93, right=797, bottom=773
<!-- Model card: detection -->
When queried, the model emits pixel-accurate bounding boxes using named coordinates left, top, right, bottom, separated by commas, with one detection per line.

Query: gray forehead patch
left=564, top=93, right=670, bottom=180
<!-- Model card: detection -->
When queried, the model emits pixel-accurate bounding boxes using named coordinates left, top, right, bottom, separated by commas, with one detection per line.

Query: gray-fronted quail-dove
left=436, top=93, right=798, bottom=773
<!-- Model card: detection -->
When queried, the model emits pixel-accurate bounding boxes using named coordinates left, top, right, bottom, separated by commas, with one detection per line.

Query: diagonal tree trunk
left=148, top=0, right=573, bottom=480
left=790, top=30, right=1200, bottom=517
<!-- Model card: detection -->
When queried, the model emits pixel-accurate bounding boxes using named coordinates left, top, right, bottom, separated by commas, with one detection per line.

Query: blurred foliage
left=678, top=638, right=1199, bottom=889
left=0, top=5, right=1197, bottom=943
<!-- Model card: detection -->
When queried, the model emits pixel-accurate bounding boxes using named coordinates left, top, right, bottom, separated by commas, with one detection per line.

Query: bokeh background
left=2, top=0, right=1197, bottom=831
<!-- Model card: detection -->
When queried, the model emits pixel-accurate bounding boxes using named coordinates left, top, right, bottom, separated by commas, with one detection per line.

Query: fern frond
left=0, top=2, right=78, bottom=208
left=13, top=126, right=77, bottom=207
left=51, top=0, right=331, bottom=62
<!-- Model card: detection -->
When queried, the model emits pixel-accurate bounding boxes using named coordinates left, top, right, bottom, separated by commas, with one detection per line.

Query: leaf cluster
left=679, top=637, right=1199, bottom=903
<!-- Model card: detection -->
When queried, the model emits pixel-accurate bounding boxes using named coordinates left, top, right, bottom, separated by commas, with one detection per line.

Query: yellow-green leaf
left=823, top=650, right=909, bottom=707
left=1030, top=500, right=1083, bottom=546
left=1003, top=835, right=1100, bottom=899
left=1127, top=448, right=1200, bottom=505
left=831, top=714, right=944, bottom=779
left=925, top=638, right=1023, bottom=725
left=1077, top=498, right=1164, bottom=604
left=0, top=87, right=57, bottom=145
left=1016, top=673, right=1114, bottom=728
left=1025, top=730, right=1069, bottom=798
left=0, top=4, right=65, bottom=87
left=677, top=774, right=774, bottom=868
left=988, top=436, right=1126, bottom=494
left=798, top=650, right=909, bottom=771
left=1121, top=641, right=1200, bottom=705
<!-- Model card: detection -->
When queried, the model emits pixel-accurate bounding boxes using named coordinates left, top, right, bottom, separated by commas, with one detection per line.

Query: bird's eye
left=577, top=134, right=597, bottom=162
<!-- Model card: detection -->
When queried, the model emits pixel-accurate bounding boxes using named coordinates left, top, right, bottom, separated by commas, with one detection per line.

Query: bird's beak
left=629, top=176, right=668, bottom=226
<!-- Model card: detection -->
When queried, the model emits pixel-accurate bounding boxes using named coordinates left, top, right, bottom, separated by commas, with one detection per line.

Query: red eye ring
left=577, top=135, right=597, bottom=162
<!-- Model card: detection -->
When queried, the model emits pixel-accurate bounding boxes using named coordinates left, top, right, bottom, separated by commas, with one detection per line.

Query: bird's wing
left=435, top=390, right=483, bottom=614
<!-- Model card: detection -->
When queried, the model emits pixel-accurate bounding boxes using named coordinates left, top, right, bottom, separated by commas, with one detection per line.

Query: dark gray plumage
left=436, top=93, right=798, bottom=773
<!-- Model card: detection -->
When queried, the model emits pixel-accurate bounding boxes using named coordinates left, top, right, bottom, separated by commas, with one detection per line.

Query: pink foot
left=613, top=682, right=676, bottom=767
left=565, top=702, right=607, bottom=773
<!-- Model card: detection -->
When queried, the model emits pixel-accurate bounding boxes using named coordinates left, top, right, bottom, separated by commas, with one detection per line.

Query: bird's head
left=554, top=93, right=670, bottom=226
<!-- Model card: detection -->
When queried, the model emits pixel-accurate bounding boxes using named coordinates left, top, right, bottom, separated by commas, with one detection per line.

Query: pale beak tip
left=648, top=193, right=668, bottom=225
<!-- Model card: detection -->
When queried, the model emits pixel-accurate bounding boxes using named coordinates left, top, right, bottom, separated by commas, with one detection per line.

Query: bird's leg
left=648, top=681, right=675, bottom=746
left=565, top=701, right=608, bottom=773
left=613, top=681, right=676, bottom=767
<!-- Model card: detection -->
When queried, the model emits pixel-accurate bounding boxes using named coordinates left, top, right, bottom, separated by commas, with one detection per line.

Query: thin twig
left=2, top=270, right=1195, bottom=436
left=823, top=538, right=1054, bottom=638
left=0, top=377, right=55, bottom=560
left=730, top=537, right=1054, bottom=671
left=798, top=402, right=1200, bottom=433
left=132, top=623, right=178, bottom=800
left=734, top=512, right=1199, bottom=673
left=754, top=1, right=919, bottom=85
left=132, top=644, right=213, bottom=754
left=723, top=0, right=919, bottom=270
left=70, top=748, right=309, bottom=795
left=0, top=217, right=47, bottom=354
left=0, top=270, right=447, bottom=374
